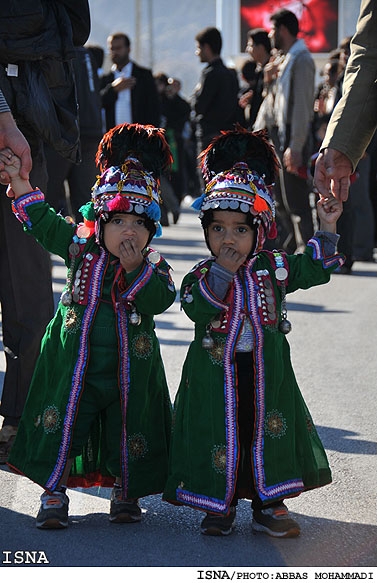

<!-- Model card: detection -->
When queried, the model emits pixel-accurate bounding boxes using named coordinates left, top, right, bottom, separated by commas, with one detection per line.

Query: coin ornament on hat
left=91, top=157, right=162, bottom=227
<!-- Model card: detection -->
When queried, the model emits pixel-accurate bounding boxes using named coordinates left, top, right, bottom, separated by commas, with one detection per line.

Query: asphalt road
left=1, top=204, right=376, bottom=571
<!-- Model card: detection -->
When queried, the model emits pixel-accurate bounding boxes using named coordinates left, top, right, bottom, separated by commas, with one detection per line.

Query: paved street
left=1, top=203, right=376, bottom=569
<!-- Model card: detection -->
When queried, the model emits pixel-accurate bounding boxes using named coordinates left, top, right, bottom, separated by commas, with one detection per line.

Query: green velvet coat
left=8, top=191, right=175, bottom=498
left=163, top=238, right=344, bottom=514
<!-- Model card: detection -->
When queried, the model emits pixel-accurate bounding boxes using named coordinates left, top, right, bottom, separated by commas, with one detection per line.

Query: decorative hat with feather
left=87, top=123, right=172, bottom=240
left=192, top=126, right=280, bottom=254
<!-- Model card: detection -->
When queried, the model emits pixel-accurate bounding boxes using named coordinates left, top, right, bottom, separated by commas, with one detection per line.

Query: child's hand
left=0, top=147, right=32, bottom=197
left=0, top=148, right=21, bottom=179
left=317, top=195, right=343, bottom=233
left=215, top=246, right=247, bottom=274
left=119, top=239, right=144, bottom=273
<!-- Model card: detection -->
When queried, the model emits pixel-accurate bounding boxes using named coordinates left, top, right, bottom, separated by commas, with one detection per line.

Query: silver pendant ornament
left=274, top=253, right=292, bottom=334
left=129, top=305, right=141, bottom=326
left=279, top=312, right=292, bottom=334
left=202, top=325, right=214, bottom=350
left=60, top=242, right=80, bottom=306
left=278, top=281, right=292, bottom=334
left=60, top=290, right=73, bottom=307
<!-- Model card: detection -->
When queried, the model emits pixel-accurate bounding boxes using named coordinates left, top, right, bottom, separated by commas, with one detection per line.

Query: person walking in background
left=0, top=0, right=90, bottom=464
left=238, top=60, right=258, bottom=130
left=254, top=9, right=315, bottom=253
left=155, top=73, right=191, bottom=226
left=100, top=33, right=160, bottom=131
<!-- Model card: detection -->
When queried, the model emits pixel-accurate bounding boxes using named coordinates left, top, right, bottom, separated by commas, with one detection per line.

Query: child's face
left=103, top=213, right=150, bottom=258
left=207, top=210, right=255, bottom=259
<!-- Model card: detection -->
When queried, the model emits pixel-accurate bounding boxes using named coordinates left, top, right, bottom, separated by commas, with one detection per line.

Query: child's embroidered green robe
left=8, top=192, right=175, bottom=498
left=164, top=239, right=344, bottom=514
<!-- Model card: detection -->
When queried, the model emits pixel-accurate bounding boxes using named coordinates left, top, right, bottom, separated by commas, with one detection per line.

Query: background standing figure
left=244, top=28, right=271, bottom=129
left=0, top=0, right=90, bottom=464
left=254, top=9, right=315, bottom=254
left=45, top=45, right=103, bottom=220
left=100, top=32, right=160, bottom=131
left=192, top=27, right=244, bottom=156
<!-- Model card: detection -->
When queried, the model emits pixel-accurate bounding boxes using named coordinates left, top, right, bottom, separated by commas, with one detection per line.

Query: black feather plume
left=200, top=126, right=280, bottom=184
left=96, top=123, right=173, bottom=177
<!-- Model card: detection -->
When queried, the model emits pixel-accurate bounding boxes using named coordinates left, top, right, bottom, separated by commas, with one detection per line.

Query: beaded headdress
left=88, top=123, right=172, bottom=238
left=192, top=127, right=280, bottom=253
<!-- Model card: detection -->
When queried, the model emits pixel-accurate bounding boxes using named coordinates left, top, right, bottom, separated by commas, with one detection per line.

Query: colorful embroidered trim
left=177, top=262, right=248, bottom=512
left=11, top=190, right=45, bottom=228
left=177, top=257, right=305, bottom=511
left=121, top=263, right=153, bottom=301
left=245, top=267, right=304, bottom=501
left=117, top=302, right=130, bottom=496
left=198, top=277, right=228, bottom=311
left=46, top=249, right=108, bottom=491
left=307, top=237, right=345, bottom=270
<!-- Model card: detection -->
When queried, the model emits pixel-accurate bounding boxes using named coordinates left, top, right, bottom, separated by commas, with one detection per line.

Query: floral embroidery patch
left=208, top=338, right=226, bottom=366
left=42, top=405, right=61, bottom=434
left=63, top=306, right=81, bottom=334
left=132, top=332, right=153, bottom=359
left=212, top=445, right=227, bottom=474
left=264, top=409, right=287, bottom=439
left=128, top=433, right=148, bottom=461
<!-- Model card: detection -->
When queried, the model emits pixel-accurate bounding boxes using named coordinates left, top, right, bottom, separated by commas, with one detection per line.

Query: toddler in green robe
left=1, top=124, right=176, bottom=529
left=163, top=127, right=344, bottom=538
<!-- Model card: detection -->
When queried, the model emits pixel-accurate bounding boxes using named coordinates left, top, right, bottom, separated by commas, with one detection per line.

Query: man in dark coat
left=192, top=27, right=244, bottom=152
left=100, top=33, right=160, bottom=131
left=245, top=28, right=271, bottom=128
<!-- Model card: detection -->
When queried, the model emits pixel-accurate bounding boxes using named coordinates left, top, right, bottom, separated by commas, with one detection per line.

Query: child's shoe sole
left=36, top=516, right=68, bottom=529
left=251, top=519, right=300, bottom=538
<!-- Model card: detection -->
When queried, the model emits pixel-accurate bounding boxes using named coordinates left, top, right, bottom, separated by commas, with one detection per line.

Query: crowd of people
left=0, top=0, right=376, bottom=542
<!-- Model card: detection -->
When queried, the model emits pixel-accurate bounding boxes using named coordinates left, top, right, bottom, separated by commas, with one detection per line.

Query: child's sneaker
left=252, top=503, right=300, bottom=538
left=200, top=506, right=236, bottom=536
left=109, top=485, right=142, bottom=523
left=36, top=489, right=69, bottom=529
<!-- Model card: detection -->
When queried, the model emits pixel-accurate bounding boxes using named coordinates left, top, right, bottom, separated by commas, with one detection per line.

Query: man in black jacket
left=193, top=27, right=244, bottom=152
left=245, top=28, right=271, bottom=129
left=0, top=0, right=90, bottom=463
left=100, top=33, right=160, bottom=131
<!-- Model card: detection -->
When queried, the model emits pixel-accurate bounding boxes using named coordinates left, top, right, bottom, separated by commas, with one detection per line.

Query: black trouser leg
left=231, top=353, right=284, bottom=510
left=0, top=131, right=54, bottom=425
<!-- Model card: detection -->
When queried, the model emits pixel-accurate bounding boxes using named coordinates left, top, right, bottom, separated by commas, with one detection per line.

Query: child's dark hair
left=201, top=208, right=258, bottom=259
